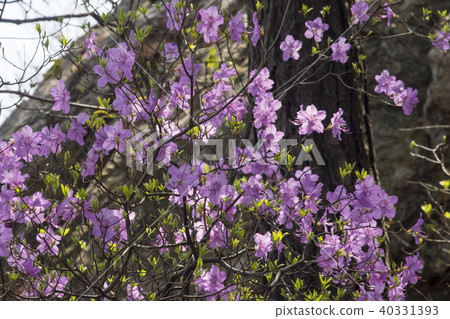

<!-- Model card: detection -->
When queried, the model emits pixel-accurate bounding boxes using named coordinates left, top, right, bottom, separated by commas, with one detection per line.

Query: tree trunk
left=248, top=0, right=378, bottom=190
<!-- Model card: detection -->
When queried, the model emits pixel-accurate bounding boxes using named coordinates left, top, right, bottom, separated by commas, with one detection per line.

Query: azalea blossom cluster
left=374, top=70, right=419, bottom=115
left=0, top=2, right=428, bottom=301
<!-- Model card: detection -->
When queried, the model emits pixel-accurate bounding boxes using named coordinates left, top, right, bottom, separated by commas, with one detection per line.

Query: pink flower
left=197, top=6, right=224, bottom=43
left=253, top=93, right=282, bottom=129
left=36, top=227, right=61, bottom=256
left=50, top=80, right=71, bottom=114
left=249, top=12, right=261, bottom=46
left=198, top=171, right=229, bottom=205
left=127, top=284, right=144, bottom=301
left=411, top=213, right=428, bottom=244
left=196, top=265, right=227, bottom=300
left=304, top=17, right=329, bottom=42
left=39, top=123, right=66, bottom=158
left=209, top=221, right=228, bottom=249
left=229, top=12, right=245, bottom=44
left=165, top=0, right=184, bottom=31
left=374, top=70, right=397, bottom=96
left=331, top=37, right=351, bottom=63
left=13, top=125, right=41, bottom=161
left=402, top=253, right=423, bottom=285
left=280, top=35, right=302, bottom=61
left=67, top=113, right=88, bottom=146
left=291, top=104, right=326, bottom=135
left=247, top=67, right=274, bottom=97
left=254, top=231, right=273, bottom=261
left=84, top=31, right=97, bottom=59
left=432, top=30, right=450, bottom=51
left=351, top=1, right=370, bottom=26
left=0, top=223, right=13, bottom=257
left=399, top=87, right=419, bottom=115
left=330, top=108, right=350, bottom=141
left=81, top=148, right=99, bottom=177
left=380, top=2, right=394, bottom=26
left=163, top=42, right=179, bottom=62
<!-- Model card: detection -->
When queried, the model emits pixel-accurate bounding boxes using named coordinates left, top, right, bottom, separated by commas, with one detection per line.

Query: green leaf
left=439, top=180, right=450, bottom=190
left=421, top=203, right=432, bottom=214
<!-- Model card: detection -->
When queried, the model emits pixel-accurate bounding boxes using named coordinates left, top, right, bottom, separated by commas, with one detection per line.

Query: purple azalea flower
left=399, top=87, right=419, bottom=115
left=241, top=176, right=264, bottom=206
left=351, top=175, right=381, bottom=211
left=213, top=63, right=237, bottom=82
left=197, top=6, right=224, bottom=43
left=155, top=141, right=178, bottom=166
left=291, top=104, right=326, bottom=135
left=351, top=1, right=370, bottom=26
left=81, top=148, right=99, bottom=177
left=178, top=55, right=200, bottom=86
left=154, top=227, right=169, bottom=255
left=165, top=0, right=184, bottom=31
left=35, top=271, right=68, bottom=298
left=372, top=189, right=397, bottom=219
left=331, top=37, right=351, bottom=63
left=330, top=108, right=350, bottom=141
left=279, top=178, right=300, bottom=208
left=0, top=185, right=14, bottom=221
left=85, top=31, right=97, bottom=59
left=221, top=96, right=246, bottom=122
left=380, top=2, right=394, bottom=26
left=247, top=67, right=274, bottom=97
left=304, top=17, right=329, bottom=42
left=127, top=284, right=144, bottom=301
left=163, top=42, right=179, bottom=62
left=402, top=253, right=423, bottom=285
left=388, top=276, right=407, bottom=301
left=166, top=163, right=199, bottom=197
left=113, top=85, right=142, bottom=120
left=280, top=35, right=302, bottom=61
left=0, top=223, right=13, bottom=257
left=169, top=81, right=191, bottom=110
left=249, top=12, right=262, bottom=46
left=1, top=170, right=29, bottom=189
left=317, top=234, right=345, bottom=273
left=13, top=125, right=41, bottom=161
left=254, top=231, right=273, bottom=261
left=50, top=80, right=71, bottom=114
left=411, top=213, right=428, bottom=244
left=432, top=31, right=450, bottom=51
left=39, top=123, right=66, bottom=158
left=326, top=185, right=353, bottom=217
left=67, top=113, right=88, bottom=146
left=89, top=207, right=123, bottom=243
left=107, top=42, right=135, bottom=82
left=209, top=221, right=228, bottom=249
left=93, top=62, right=120, bottom=88
left=96, top=121, right=131, bottom=154
left=229, top=12, right=245, bottom=44
left=197, top=265, right=227, bottom=299
left=21, top=257, right=41, bottom=277
left=374, top=70, right=397, bottom=96
left=198, top=171, right=230, bottom=206
left=260, top=124, right=284, bottom=153
left=174, top=229, right=188, bottom=252
left=36, top=227, right=61, bottom=256
left=23, top=192, right=51, bottom=224
left=253, top=93, right=282, bottom=129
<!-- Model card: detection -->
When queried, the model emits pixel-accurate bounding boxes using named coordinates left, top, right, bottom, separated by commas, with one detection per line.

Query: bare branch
left=0, top=12, right=95, bottom=25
